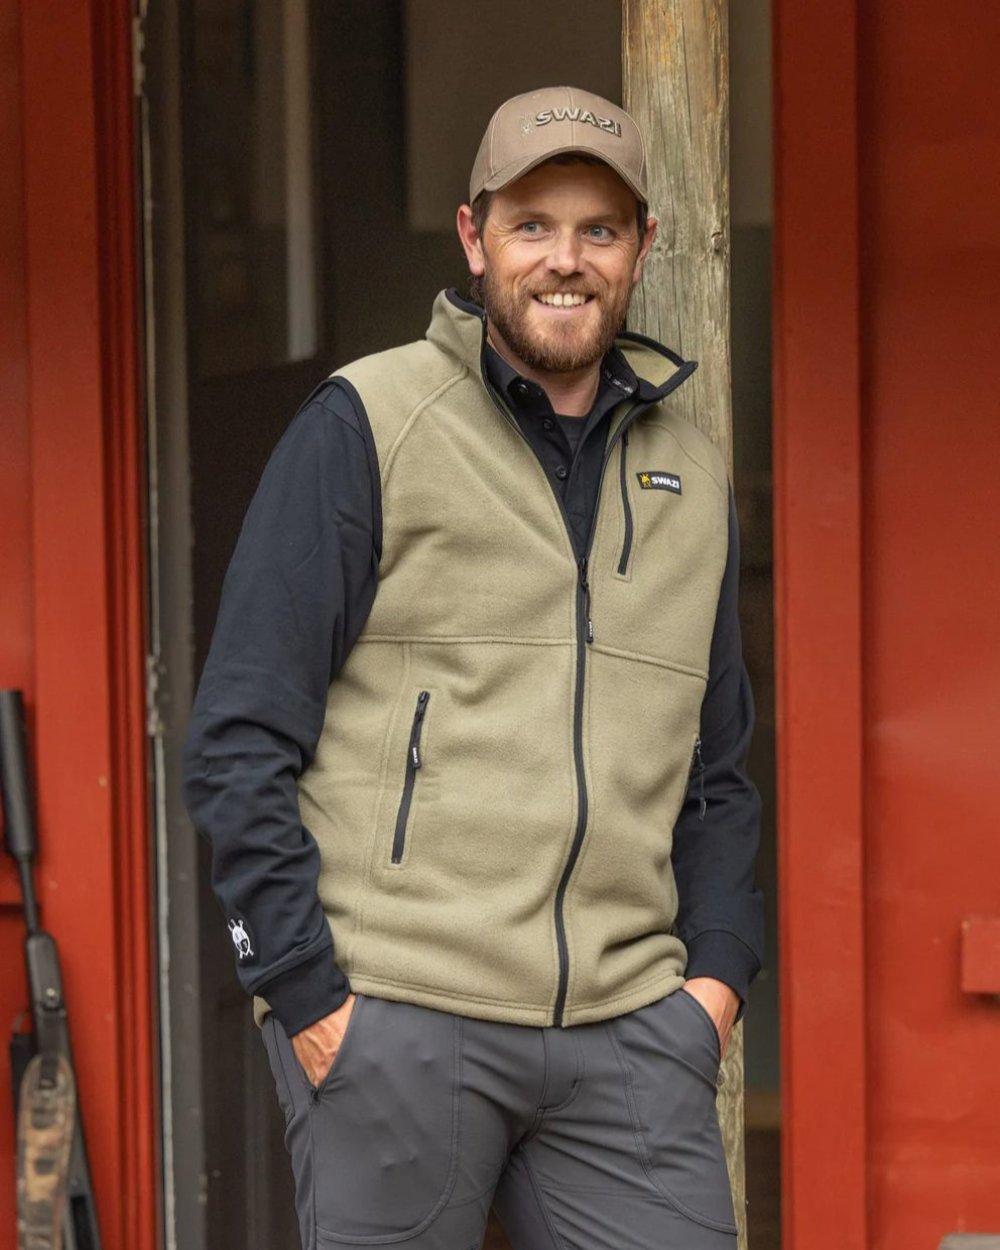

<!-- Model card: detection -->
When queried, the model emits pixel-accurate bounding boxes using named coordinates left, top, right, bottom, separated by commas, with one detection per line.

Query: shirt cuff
left=683, top=929, right=761, bottom=1017
left=256, top=948, right=352, bottom=1035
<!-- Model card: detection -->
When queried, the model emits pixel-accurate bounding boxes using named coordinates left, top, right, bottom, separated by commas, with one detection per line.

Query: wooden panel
left=623, top=0, right=732, bottom=460
left=623, top=4, right=749, bottom=1244
left=772, top=2, right=867, bottom=1248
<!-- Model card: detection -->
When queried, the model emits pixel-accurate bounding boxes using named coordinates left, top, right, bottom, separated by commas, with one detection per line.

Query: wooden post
left=623, top=3, right=747, bottom=1248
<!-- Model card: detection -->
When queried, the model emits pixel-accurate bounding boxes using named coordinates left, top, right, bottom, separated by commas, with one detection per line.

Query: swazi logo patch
left=228, top=917, right=256, bottom=962
left=533, top=107, right=623, bottom=137
left=637, top=471, right=682, bottom=495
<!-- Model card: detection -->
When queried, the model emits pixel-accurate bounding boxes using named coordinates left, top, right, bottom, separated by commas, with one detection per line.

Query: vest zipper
left=482, top=374, right=599, bottom=1025
left=579, top=558, right=594, bottom=643
left=550, top=555, right=591, bottom=1024
left=550, top=417, right=645, bottom=1023
left=481, top=352, right=695, bottom=1026
left=617, top=429, right=633, bottom=575
left=391, top=690, right=430, bottom=864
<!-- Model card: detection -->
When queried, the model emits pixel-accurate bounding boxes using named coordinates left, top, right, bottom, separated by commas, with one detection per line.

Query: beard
left=480, top=269, right=634, bottom=374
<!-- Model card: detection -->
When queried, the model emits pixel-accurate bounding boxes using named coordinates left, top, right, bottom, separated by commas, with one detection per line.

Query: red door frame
left=6, top=2, right=870, bottom=1246
left=9, top=0, right=158, bottom=1245
left=773, top=3, right=868, bottom=1248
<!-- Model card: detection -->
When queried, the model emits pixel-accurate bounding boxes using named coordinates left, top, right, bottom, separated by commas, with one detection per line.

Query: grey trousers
left=262, top=989, right=737, bottom=1250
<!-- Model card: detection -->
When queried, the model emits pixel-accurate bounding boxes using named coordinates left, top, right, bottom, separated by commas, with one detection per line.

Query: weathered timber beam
left=623, top=3, right=746, bottom=1248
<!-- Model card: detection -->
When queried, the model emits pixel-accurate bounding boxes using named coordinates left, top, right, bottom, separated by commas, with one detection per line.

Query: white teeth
left=537, top=293, right=588, bottom=307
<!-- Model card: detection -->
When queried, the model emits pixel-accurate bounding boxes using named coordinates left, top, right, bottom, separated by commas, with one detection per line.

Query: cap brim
left=475, top=145, right=647, bottom=205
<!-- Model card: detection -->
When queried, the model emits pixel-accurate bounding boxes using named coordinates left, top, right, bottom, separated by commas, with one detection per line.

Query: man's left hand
left=681, top=977, right=740, bottom=1057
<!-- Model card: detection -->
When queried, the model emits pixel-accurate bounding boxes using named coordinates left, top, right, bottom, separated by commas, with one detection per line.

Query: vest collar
left=427, top=288, right=698, bottom=405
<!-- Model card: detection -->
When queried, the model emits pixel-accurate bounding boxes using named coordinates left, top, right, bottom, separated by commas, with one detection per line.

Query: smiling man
left=461, top=160, right=649, bottom=394
left=184, top=86, right=763, bottom=1250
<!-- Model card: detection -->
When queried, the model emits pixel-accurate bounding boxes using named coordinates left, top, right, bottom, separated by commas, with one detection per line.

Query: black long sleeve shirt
left=183, top=346, right=764, bottom=1035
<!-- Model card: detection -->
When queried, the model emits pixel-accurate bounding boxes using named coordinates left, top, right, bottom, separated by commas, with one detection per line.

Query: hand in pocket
left=291, top=993, right=357, bottom=1088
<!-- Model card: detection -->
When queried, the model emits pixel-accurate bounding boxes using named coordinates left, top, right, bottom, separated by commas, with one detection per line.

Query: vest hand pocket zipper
left=690, top=735, right=707, bottom=821
left=391, top=690, right=430, bottom=864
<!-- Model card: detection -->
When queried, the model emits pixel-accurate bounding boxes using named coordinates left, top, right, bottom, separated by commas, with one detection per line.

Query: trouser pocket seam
left=606, top=1019, right=737, bottom=1235
left=265, top=1016, right=297, bottom=1125
left=314, top=1012, right=464, bottom=1244
left=678, top=988, right=722, bottom=1065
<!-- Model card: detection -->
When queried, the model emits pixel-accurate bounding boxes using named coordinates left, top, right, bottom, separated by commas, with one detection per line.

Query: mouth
left=532, top=292, right=594, bottom=310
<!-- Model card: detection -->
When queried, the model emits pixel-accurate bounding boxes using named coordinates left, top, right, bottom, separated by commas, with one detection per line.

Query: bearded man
left=184, top=86, right=763, bottom=1250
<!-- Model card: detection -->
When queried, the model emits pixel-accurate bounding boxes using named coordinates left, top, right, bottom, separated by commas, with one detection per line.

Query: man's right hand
left=290, top=993, right=356, bottom=1088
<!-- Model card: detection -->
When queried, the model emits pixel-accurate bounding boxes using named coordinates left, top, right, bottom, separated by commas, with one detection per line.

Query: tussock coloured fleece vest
left=297, top=291, right=730, bottom=1027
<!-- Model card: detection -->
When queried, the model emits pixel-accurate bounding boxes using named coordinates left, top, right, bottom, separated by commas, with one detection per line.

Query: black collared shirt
left=483, top=344, right=639, bottom=555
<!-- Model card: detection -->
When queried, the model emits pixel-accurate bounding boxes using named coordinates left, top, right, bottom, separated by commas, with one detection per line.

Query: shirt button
left=514, top=381, right=529, bottom=397
left=543, top=418, right=554, bottom=431
left=555, top=465, right=568, bottom=480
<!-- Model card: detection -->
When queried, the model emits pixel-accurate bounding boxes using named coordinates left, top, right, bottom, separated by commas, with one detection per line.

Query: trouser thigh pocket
left=677, top=987, right=723, bottom=1067
left=610, top=994, right=736, bottom=1234
left=262, top=1014, right=322, bottom=1248
left=262, top=1014, right=297, bottom=1126
left=308, top=997, right=462, bottom=1244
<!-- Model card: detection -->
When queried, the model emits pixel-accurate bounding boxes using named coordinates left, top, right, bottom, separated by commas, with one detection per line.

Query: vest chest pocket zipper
left=391, top=690, right=430, bottom=864
left=617, top=428, right=634, bottom=576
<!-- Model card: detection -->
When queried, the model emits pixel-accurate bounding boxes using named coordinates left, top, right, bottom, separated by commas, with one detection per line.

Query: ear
left=456, top=204, right=486, bottom=276
left=631, top=215, right=658, bottom=286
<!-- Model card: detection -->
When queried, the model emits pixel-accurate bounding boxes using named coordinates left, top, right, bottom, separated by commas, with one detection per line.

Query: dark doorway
left=144, top=3, right=777, bottom=1246
left=146, top=2, right=637, bottom=1246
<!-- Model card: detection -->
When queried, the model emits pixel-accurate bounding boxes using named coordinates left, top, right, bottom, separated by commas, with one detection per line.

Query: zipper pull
left=578, top=558, right=594, bottom=643
left=410, top=691, right=430, bottom=768
left=693, top=736, right=706, bottom=821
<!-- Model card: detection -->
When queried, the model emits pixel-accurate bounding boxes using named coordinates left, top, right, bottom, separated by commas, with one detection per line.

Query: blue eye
left=586, top=225, right=612, bottom=240
left=520, top=222, right=542, bottom=235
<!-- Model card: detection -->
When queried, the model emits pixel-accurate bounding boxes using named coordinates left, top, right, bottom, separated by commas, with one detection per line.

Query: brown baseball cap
left=469, top=86, right=648, bottom=205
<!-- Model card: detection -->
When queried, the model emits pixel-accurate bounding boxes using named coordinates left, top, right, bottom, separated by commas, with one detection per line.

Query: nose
left=545, top=228, right=583, bottom=276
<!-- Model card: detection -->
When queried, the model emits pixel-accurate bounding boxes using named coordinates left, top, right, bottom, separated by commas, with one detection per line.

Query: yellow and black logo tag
left=637, top=471, right=682, bottom=495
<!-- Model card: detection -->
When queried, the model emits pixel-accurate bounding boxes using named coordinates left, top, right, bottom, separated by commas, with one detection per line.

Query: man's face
left=458, top=161, right=656, bottom=377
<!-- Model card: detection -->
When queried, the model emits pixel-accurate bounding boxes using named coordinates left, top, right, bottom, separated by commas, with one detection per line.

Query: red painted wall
left=0, top=1, right=156, bottom=1246
left=859, top=4, right=1000, bottom=1244
left=777, top=2, right=1000, bottom=1247
left=0, top=0, right=33, bottom=1228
